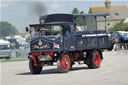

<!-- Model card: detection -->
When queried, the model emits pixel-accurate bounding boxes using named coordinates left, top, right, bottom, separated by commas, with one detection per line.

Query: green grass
left=0, top=58, right=27, bottom=63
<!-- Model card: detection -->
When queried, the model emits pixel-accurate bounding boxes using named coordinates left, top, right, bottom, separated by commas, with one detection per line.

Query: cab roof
left=39, top=13, right=109, bottom=23
left=30, top=13, right=109, bottom=27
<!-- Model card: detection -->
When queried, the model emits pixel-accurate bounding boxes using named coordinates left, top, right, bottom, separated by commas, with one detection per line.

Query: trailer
left=26, top=13, right=111, bottom=74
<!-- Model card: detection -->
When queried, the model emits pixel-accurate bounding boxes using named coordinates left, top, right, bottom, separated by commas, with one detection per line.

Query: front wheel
left=57, top=54, right=71, bottom=73
left=87, top=50, right=101, bottom=69
left=29, top=58, right=42, bottom=74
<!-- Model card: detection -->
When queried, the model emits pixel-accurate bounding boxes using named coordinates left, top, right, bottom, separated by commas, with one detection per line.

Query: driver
left=76, top=26, right=82, bottom=32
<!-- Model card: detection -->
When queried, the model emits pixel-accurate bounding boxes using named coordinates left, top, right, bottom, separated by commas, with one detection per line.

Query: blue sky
left=0, top=0, right=128, bottom=33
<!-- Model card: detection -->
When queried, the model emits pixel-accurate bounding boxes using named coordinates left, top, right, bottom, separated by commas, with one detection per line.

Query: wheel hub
left=64, top=61, right=68, bottom=66
left=62, top=56, right=69, bottom=70
left=95, top=53, right=100, bottom=66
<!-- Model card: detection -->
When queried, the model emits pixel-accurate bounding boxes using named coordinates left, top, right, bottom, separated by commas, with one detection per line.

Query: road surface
left=1, top=51, right=128, bottom=85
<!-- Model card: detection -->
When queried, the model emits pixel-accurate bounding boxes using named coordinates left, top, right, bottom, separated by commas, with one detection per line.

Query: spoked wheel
left=57, top=54, right=71, bottom=73
left=87, top=50, right=101, bottom=69
left=29, top=58, right=42, bottom=74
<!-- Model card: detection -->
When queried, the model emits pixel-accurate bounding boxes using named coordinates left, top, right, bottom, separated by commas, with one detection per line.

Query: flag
left=54, top=43, right=60, bottom=48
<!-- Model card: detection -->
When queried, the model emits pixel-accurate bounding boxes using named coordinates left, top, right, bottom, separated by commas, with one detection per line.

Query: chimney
left=39, top=15, right=47, bottom=24
left=105, top=0, right=111, bottom=8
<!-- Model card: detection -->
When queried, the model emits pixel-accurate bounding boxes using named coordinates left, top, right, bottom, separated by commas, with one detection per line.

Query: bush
left=108, top=20, right=128, bottom=31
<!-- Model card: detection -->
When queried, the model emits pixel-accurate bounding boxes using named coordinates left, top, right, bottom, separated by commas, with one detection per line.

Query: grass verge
left=0, top=58, right=27, bottom=63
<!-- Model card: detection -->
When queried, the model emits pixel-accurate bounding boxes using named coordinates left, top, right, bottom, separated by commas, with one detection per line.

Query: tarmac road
left=1, top=51, right=128, bottom=85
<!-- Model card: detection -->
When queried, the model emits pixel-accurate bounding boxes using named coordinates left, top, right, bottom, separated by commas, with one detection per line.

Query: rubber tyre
left=29, top=58, right=42, bottom=74
left=70, top=62, right=73, bottom=70
left=107, top=45, right=113, bottom=51
left=87, top=51, right=101, bottom=69
left=5, top=57, right=10, bottom=59
left=57, top=54, right=71, bottom=73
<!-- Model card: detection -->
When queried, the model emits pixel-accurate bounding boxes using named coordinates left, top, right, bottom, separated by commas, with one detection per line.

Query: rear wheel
left=57, top=54, right=71, bottom=73
left=87, top=50, right=101, bottom=69
left=29, top=58, right=42, bottom=74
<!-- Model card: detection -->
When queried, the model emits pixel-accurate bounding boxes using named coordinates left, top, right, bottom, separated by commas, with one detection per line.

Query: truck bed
left=68, top=30, right=109, bottom=51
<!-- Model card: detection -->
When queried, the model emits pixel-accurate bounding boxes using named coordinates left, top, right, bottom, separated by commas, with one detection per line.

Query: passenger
left=76, top=26, right=82, bottom=32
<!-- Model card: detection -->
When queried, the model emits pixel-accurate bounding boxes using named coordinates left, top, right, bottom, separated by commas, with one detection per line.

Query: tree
left=108, top=20, right=128, bottom=31
left=0, top=21, right=19, bottom=37
left=72, top=8, right=85, bottom=26
left=72, top=8, right=79, bottom=14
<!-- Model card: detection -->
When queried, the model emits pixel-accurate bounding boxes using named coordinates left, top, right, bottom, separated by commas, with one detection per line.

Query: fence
left=10, top=47, right=29, bottom=60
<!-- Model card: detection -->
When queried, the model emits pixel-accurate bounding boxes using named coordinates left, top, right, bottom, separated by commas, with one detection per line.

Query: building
left=123, top=18, right=128, bottom=23
left=87, top=0, right=128, bottom=30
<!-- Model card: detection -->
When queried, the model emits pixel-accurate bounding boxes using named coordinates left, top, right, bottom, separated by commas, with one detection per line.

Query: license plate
left=39, top=55, right=52, bottom=61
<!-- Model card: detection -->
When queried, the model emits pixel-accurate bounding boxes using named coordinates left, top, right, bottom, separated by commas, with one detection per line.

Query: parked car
left=0, top=39, right=11, bottom=59
left=6, top=38, right=20, bottom=49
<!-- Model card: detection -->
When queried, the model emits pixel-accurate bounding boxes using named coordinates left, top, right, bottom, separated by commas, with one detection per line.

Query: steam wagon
left=26, top=13, right=110, bottom=74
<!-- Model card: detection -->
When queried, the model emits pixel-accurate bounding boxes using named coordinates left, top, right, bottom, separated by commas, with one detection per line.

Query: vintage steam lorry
left=26, top=13, right=110, bottom=74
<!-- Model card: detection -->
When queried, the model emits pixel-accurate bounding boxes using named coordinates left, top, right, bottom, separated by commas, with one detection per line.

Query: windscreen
left=31, top=25, right=62, bottom=37
left=0, top=44, right=9, bottom=50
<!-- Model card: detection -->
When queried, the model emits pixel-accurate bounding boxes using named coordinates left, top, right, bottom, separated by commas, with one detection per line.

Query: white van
left=0, top=39, right=11, bottom=59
